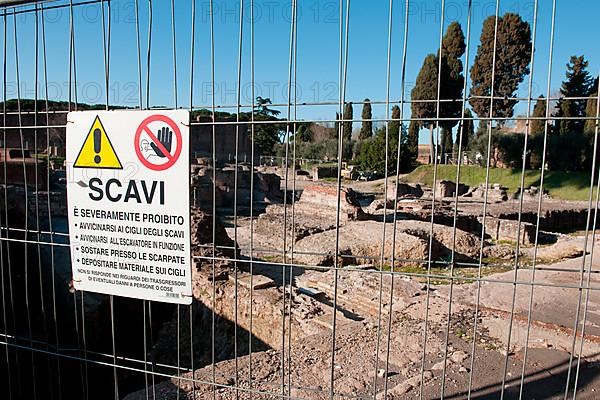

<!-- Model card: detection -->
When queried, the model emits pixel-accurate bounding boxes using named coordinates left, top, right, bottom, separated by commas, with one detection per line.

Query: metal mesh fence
left=0, top=0, right=600, bottom=399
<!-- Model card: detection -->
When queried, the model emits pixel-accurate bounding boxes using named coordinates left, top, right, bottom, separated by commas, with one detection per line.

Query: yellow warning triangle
left=74, top=116, right=123, bottom=169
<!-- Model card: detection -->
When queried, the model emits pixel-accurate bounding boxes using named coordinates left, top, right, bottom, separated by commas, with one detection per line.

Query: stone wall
left=480, top=217, right=536, bottom=245
left=436, top=180, right=469, bottom=198
left=386, top=182, right=424, bottom=200
left=191, top=115, right=258, bottom=164
left=297, top=184, right=365, bottom=221
left=312, top=166, right=338, bottom=181
left=191, top=164, right=282, bottom=212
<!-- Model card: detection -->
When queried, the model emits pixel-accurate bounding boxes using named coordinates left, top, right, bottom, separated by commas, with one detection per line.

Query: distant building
left=1, top=110, right=63, bottom=156
left=0, top=147, right=47, bottom=188
left=417, top=144, right=431, bottom=164
left=190, top=115, right=258, bottom=164
left=503, top=118, right=528, bottom=134
left=0, top=105, right=261, bottom=166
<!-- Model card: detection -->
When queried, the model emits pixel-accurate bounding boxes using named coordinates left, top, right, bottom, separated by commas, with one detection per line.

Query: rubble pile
left=190, top=207, right=236, bottom=257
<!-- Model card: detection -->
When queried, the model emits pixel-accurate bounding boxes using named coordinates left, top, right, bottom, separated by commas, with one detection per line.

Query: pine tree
left=469, top=13, right=532, bottom=124
left=295, top=122, right=313, bottom=142
left=556, top=56, right=594, bottom=134
left=407, top=118, right=419, bottom=164
left=252, top=97, right=284, bottom=154
left=360, top=99, right=373, bottom=140
left=343, top=102, right=353, bottom=142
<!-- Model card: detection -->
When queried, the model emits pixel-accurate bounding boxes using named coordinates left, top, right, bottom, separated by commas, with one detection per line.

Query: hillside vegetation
left=402, top=165, right=597, bottom=202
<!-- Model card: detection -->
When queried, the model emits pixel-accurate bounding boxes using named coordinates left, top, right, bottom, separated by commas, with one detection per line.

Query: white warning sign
left=66, top=110, right=192, bottom=304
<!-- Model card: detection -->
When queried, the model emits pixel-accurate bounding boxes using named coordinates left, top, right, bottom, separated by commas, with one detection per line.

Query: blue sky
left=4, top=0, right=600, bottom=143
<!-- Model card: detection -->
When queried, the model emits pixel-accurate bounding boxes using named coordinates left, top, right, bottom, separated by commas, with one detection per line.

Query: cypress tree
left=591, top=77, right=599, bottom=97
left=556, top=56, right=593, bottom=134
left=411, top=54, right=439, bottom=162
left=455, top=108, right=474, bottom=150
left=469, top=13, right=532, bottom=124
left=530, top=95, right=548, bottom=135
left=557, top=100, right=577, bottom=135
left=583, top=89, right=599, bottom=170
left=411, top=22, right=466, bottom=164
left=360, top=99, right=373, bottom=140
left=343, top=102, right=353, bottom=142
left=585, top=92, right=598, bottom=134
left=442, top=22, right=466, bottom=59
left=407, top=118, right=419, bottom=164
left=385, top=105, right=407, bottom=168
left=585, top=78, right=600, bottom=133
left=389, top=105, right=401, bottom=141
left=440, top=127, right=453, bottom=163
left=527, top=96, right=548, bottom=170
left=439, top=22, right=466, bottom=163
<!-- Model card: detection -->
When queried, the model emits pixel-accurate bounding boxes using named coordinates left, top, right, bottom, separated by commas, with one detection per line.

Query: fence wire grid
left=0, top=0, right=600, bottom=400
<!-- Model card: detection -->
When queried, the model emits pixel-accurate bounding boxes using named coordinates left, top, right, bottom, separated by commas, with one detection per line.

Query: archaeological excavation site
left=117, top=163, right=600, bottom=399
left=2, top=0, right=600, bottom=400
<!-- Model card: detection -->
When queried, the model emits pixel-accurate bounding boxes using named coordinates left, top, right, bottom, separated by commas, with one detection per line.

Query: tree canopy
left=584, top=92, right=598, bottom=134
left=359, top=99, right=373, bottom=140
left=343, top=102, right=353, bottom=142
left=469, top=13, right=532, bottom=124
left=355, top=123, right=412, bottom=174
left=455, top=108, right=474, bottom=150
left=529, top=95, right=548, bottom=136
left=556, top=55, right=594, bottom=134
left=407, top=117, right=419, bottom=163
left=411, top=22, right=467, bottom=163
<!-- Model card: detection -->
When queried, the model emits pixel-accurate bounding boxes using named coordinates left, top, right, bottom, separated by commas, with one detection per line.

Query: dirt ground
left=125, top=181, right=600, bottom=399
left=125, top=230, right=600, bottom=400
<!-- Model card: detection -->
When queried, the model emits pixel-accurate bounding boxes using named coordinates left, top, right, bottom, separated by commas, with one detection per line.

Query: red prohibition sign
left=134, top=114, right=182, bottom=171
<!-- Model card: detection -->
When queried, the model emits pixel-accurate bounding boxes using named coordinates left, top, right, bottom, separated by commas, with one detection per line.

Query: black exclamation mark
left=93, top=128, right=101, bottom=164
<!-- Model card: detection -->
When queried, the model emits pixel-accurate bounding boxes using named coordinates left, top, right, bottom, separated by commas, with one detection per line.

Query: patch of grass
left=259, top=254, right=283, bottom=264
left=302, top=161, right=338, bottom=171
left=402, top=165, right=596, bottom=201
left=497, top=239, right=517, bottom=246
left=454, top=327, right=467, bottom=338
left=321, top=177, right=341, bottom=182
left=567, top=229, right=600, bottom=237
left=481, top=255, right=539, bottom=269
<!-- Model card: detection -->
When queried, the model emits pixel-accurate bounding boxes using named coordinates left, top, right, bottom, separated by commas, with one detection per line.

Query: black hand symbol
left=151, top=127, right=173, bottom=158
